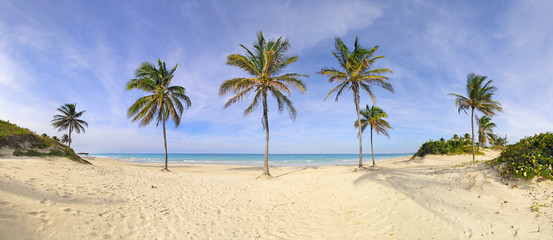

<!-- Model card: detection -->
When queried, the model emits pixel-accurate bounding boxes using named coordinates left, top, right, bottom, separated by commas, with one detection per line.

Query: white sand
left=1, top=150, right=552, bottom=239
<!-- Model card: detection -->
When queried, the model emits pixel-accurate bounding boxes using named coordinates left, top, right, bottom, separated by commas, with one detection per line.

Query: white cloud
left=222, top=0, right=385, bottom=51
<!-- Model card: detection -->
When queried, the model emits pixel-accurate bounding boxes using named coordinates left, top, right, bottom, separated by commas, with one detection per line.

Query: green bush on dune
left=413, top=139, right=474, bottom=157
left=491, top=132, right=553, bottom=180
left=1, top=120, right=89, bottom=164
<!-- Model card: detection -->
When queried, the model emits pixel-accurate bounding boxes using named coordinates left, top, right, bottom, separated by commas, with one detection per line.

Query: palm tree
left=496, top=135, right=508, bottom=146
left=489, top=134, right=508, bottom=147
left=452, top=134, right=459, bottom=140
left=319, top=37, right=393, bottom=168
left=219, top=31, right=307, bottom=177
left=449, top=73, right=503, bottom=161
left=126, top=59, right=191, bottom=171
left=61, top=134, right=69, bottom=144
left=477, top=115, right=496, bottom=148
left=51, top=103, right=88, bottom=148
left=354, top=105, right=392, bottom=166
left=52, top=136, right=59, bottom=142
left=464, top=133, right=471, bottom=140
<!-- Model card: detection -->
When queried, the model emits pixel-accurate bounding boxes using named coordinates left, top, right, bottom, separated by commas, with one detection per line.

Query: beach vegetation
left=319, top=37, right=393, bottom=168
left=413, top=139, right=480, bottom=157
left=354, top=105, right=392, bottom=166
left=530, top=201, right=545, bottom=213
left=477, top=115, right=496, bottom=148
left=126, top=59, right=191, bottom=172
left=61, top=134, right=69, bottom=145
left=51, top=103, right=88, bottom=148
left=0, top=120, right=34, bottom=137
left=220, top=31, right=307, bottom=177
left=490, top=132, right=553, bottom=180
left=489, top=134, right=508, bottom=148
left=449, top=73, right=503, bottom=161
left=0, top=120, right=88, bottom=163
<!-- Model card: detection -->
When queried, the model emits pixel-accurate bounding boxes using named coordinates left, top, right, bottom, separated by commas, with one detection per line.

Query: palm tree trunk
left=262, top=92, right=271, bottom=177
left=68, top=126, right=72, bottom=149
left=354, top=91, right=363, bottom=168
left=471, top=108, right=475, bottom=162
left=162, top=118, right=169, bottom=171
left=371, top=126, right=376, bottom=166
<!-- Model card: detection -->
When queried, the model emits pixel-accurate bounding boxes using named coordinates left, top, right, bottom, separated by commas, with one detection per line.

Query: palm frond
left=127, top=59, right=191, bottom=128
left=221, top=31, right=307, bottom=121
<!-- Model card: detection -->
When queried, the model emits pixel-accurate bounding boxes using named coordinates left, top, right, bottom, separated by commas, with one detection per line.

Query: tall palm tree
left=354, top=105, right=392, bottom=166
left=51, top=103, right=88, bottom=148
left=477, top=115, right=496, bottom=148
left=319, top=37, right=393, bottom=168
left=127, top=59, right=191, bottom=171
left=219, top=31, right=307, bottom=177
left=449, top=73, right=503, bottom=161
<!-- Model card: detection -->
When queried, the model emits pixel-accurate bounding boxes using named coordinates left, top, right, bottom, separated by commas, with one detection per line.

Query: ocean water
left=91, top=153, right=412, bottom=167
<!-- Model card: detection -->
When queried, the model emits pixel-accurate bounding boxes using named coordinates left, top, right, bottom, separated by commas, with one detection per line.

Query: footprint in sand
left=39, top=199, right=56, bottom=206
left=27, top=210, right=46, bottom=216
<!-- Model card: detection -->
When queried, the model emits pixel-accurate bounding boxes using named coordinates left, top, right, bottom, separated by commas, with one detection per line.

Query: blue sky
left=1, top=0, right=552, bottom=154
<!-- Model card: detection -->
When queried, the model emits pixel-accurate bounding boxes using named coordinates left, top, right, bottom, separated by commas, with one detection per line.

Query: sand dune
left=1, top=151, right=552, bottom=239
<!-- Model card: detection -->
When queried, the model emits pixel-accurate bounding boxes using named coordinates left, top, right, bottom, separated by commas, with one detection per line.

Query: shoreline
left=89, top=153, right=413, bottom=167
left=1, top=150, right=553, bottom=239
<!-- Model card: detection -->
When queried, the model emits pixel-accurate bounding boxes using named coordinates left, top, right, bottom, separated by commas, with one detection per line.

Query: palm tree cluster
left=355, top=105, right=392, bottom=167
left=47, top=31, right=506, bottom=175
left=319, top=37, right=394, bottom=168
left=449, top=73, right=503, bottom=161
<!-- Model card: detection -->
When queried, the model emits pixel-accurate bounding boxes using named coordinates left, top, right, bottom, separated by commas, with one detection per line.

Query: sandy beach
left=1, top=151, right=552, bottom=239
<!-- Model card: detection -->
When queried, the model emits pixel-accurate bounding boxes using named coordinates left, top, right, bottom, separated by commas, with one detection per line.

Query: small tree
left=61, top=134, right=69, bottom=144
left=51, top=103, right=88, bottom=148
left=354, top=105, right=392, bottom=166
left=477, top=115, right=496, bottom=148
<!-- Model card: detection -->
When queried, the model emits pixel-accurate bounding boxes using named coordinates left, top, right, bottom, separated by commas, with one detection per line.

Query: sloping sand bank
left=1, top=151, right=552, bottom=239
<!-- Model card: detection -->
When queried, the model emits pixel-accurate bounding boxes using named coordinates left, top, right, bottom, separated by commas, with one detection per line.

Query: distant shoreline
left=90, top=153, right=413, bottom=167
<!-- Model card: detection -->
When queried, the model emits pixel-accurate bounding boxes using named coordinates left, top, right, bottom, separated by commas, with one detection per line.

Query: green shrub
left=0, top=120, right=34, bottom=137
left=31, top=141, right=51, bottom=149
left=413, top=139, right=473, bottom=157
left=11, top=148, right=73, bottom=158
left=13, top=149, right=23, bottom=156
left=490, top=132, right=553, bottom=180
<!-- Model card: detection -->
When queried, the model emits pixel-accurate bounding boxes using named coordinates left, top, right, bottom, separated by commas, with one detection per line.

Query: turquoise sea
left=91, top=153, right=412, bottom=167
